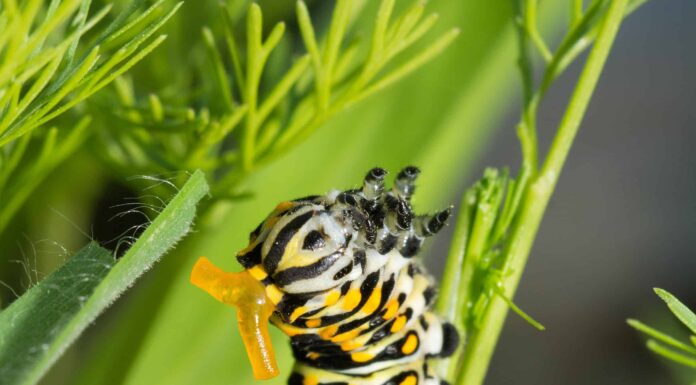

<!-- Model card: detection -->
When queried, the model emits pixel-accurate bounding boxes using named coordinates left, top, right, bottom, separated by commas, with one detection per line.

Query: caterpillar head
left=239, top=200, right=362, bottom=294
left=236, top=166, right=452, bottom=296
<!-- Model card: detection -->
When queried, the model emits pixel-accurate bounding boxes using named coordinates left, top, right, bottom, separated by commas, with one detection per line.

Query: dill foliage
left=435, top=1, right=651, bottom=384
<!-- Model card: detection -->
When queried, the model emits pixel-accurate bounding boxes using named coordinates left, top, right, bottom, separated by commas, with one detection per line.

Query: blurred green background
left=0, top=0, right=694, bottom=384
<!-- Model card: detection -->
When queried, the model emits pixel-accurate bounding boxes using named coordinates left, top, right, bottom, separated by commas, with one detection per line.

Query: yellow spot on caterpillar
left=324, top=290, right=341, bottom=306
left=319, top=324, right=339, bottom=339
left=305, top=318, right=322, bottom=328
left=391, top=315, right=407, bottom=333
left=265, top=285, right=283, bottom=305
left=307, top=352, right=320, bottom=360
left=362, top=288, right=381, bottom=314
left=401, top=334, right=418, bottom=355
left=248, top=265, right=267, bottom=281
left=399, top=375, right=417, bottom=385
left=303, top=376, right=319, bottom=385
left=342, top=290, right=362, bottom=311
left=331, top=327, right=361, bottom=343
left=276, top=322, right=303, bottom=337
left=290, top=306, right=307, bottom=323
left=340, top=339, right=363, bottom=351
left=383, top=299, right=400, bottom=320
left=350, top=351, right=374, bottom=363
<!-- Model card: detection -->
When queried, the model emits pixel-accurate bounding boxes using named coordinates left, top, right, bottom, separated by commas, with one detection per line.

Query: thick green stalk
left=455, top=1, right=629, bottom=384
left=436, top=190, right=476, bottom=380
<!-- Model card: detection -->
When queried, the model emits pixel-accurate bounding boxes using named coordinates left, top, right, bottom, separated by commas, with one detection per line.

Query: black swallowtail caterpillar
left=191, top=167, right=460, bottom=385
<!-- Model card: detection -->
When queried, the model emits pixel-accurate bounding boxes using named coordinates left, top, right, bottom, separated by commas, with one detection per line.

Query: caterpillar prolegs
left=191, top=167, right=460, bottom=385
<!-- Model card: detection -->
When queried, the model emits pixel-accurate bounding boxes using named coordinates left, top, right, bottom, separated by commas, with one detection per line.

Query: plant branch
left=524, top=0, right=552, bottom=62
left=453, top=0, right=629, bottom=384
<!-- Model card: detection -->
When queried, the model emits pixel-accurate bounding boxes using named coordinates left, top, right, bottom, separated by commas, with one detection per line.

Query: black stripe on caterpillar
left=231, top=167, right=460, bottom=385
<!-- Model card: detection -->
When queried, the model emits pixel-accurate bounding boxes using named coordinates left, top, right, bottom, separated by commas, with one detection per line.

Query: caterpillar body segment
left=191, top=167, right=459, bottom=384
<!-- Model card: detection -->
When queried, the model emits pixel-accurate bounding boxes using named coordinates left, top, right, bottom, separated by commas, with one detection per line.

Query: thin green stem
left=539, top=0, right=626, bottom=181
left=436, top=190, right=476, bottom=323
left=646, top=341, right=696, bottom=368
left=572, top=0, right=584, bottom=25
left=455, top=0, right=629, bottom=384
left=513, top=0, right=539, bottom=173
left=524, top=0, right=552, bottom=62
left=242, top=4, right=262, bottom=171
left=436, top=190, right=476, bottom=381
left=319, top=0, right=352, bottom=110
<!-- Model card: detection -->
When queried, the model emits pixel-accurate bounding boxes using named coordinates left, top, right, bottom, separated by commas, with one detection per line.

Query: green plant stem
left=455, top=0, right=629, bottom=384
left=436, top=190, right=476, bottom=321
left=524, top=0, right=552, bottom=62
left=436, top=190, right=476, bottom=380
left=242, top=4, right=263, bottom=171
left=513, top=0, right=538, bottom=172
left=571, top=0, right=583, bottom=25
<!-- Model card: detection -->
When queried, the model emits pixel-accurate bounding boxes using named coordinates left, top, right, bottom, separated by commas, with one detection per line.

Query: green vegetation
left=436, top=1, right=649, bottom=383
left=629, top=289, right=696, bottom=372
left=0, top=1, right=687, bottom=385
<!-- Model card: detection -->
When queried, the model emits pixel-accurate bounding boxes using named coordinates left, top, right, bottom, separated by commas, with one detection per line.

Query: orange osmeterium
left=190, top=257, right=279, bottom=380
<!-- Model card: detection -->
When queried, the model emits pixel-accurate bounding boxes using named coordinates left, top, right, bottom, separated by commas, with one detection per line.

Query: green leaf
left=627, top=319, right=696, bottom=355
left=494, top=287, right=545, bottom=331
left=655, top=288, right=696, bottom=335
left=0, top=243, right=112, bottom=385
left=0, top=0, right=181, bottom=148
left=0, top=170, right=209, bottom=385
left=646, top=340, right=696, bottom=369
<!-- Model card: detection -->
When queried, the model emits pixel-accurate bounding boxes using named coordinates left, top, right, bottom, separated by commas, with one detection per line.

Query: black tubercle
left=399, top=236, right=422, bottom=258
left=362, top=167, right=387, bottom=201
left=366, top=167, right=387, bottom=181
left=397, top=166, right=420, bottom=181
left=427, top=207, right=452, bottom=234
left=385, top=194, right=413, bottom=231
left=438, top=322, right=460, bottom=358
left=394, top=166, right=421, bottom=199
left=377, top=233, right=397, bottom=254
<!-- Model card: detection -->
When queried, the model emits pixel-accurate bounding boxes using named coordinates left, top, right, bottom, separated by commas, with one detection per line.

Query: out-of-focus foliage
left=0, top=0, right=494, bottom=384
left=629, top=289, right=696, bottom=375
left=0, top=0, right=615, bottom=384
left=435, top=1, right=649, bottom=384
left=65, top=1, right=535, bottom=384
left=0, top=0, right=180, bottom=234
left=90, top=0, right=458, bottom=198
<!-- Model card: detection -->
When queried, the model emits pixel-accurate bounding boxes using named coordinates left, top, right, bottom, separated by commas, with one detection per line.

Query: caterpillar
left=191, top=167, right=460, bottom=385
